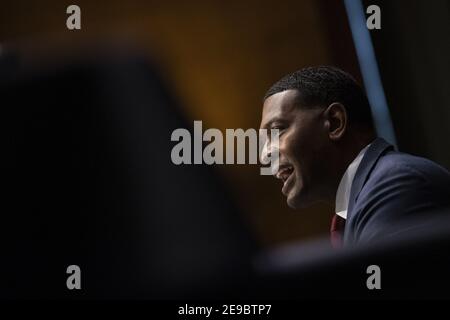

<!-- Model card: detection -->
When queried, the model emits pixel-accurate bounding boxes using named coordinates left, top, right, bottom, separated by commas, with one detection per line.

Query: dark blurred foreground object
left=0, top=48, right=257, bottom=299
left=3, top=46, right=450, bottom=300
left=0, top=45, right=20, bottom=81
left=256, top=212, right=450, bottom=299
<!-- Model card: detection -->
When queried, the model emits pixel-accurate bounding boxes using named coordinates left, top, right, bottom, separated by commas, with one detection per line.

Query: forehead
left=260, top=89, right=300, bottom=128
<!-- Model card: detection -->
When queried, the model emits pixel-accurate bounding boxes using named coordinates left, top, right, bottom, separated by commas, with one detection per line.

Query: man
left=260, top=66, right=450, bottom=247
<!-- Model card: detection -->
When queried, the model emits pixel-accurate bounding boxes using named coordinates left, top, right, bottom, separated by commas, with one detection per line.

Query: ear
left=323, top=102, right=347, bottom=141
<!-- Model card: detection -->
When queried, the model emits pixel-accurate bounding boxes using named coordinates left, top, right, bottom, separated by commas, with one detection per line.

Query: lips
left=275, top=164, right=294, bottom=195
left=276, top=165, right=293, bottom=181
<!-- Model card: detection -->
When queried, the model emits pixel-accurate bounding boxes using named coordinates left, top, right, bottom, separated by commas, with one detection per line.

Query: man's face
left=260, top=89, right=332, bottom=209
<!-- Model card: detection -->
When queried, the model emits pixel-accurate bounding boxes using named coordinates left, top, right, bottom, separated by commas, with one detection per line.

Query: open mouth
left=276, top=165, right=294, bottom=191
left=276, top=165, right=293, bottom=182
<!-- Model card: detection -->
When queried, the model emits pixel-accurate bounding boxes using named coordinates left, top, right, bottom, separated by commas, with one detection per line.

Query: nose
left=260, top=137, right=271, bottom=164
left=259, top=130, right=280, bottom=176
left=260, top=137, right=280, bottom=163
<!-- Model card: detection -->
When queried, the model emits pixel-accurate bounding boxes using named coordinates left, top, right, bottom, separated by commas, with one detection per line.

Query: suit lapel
left=344, top=138, right=394, bottom=242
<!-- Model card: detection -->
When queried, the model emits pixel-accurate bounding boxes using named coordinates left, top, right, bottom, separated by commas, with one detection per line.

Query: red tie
left=330, top=214, right=346, bottom=248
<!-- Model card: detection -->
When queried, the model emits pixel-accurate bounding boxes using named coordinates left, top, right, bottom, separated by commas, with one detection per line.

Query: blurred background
left=1, top=0, right=449, bottom=250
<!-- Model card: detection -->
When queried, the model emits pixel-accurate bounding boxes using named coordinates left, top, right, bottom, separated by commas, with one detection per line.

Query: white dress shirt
left=335, top=144, right=371, bottom=219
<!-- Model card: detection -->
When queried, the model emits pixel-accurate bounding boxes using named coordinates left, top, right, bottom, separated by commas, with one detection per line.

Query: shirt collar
left=335, top=144, right=371, bottom=219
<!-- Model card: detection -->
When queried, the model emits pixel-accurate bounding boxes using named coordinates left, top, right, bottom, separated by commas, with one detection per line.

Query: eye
left=271, top=125, right=286, bottom=132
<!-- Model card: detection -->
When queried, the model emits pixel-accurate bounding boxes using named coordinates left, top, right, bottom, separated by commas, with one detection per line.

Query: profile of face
left=260, top=89, right=345, bottom=209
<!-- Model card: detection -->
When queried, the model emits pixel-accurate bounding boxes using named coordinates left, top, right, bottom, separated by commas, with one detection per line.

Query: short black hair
left=264, top=66, right=374, bottom=127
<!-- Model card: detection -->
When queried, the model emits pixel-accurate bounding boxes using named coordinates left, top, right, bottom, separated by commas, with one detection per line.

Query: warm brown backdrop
left=0, top=0, right=361, bottom=247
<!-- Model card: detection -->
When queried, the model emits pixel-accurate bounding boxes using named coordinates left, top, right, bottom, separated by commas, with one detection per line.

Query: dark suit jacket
left=344, top=138, right=450, bottom=246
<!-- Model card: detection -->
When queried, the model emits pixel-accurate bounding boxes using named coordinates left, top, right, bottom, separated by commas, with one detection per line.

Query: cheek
left=278, top=135, right=294, bottom=159
left=280, top=129, right=306, bottom=161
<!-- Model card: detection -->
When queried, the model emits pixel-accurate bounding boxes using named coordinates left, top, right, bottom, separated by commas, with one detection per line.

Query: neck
left=322, top=133, right=375, bottom=204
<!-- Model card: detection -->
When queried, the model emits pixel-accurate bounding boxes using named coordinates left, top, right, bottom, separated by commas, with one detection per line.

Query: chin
left=286, top=188, right=317, bottom=209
